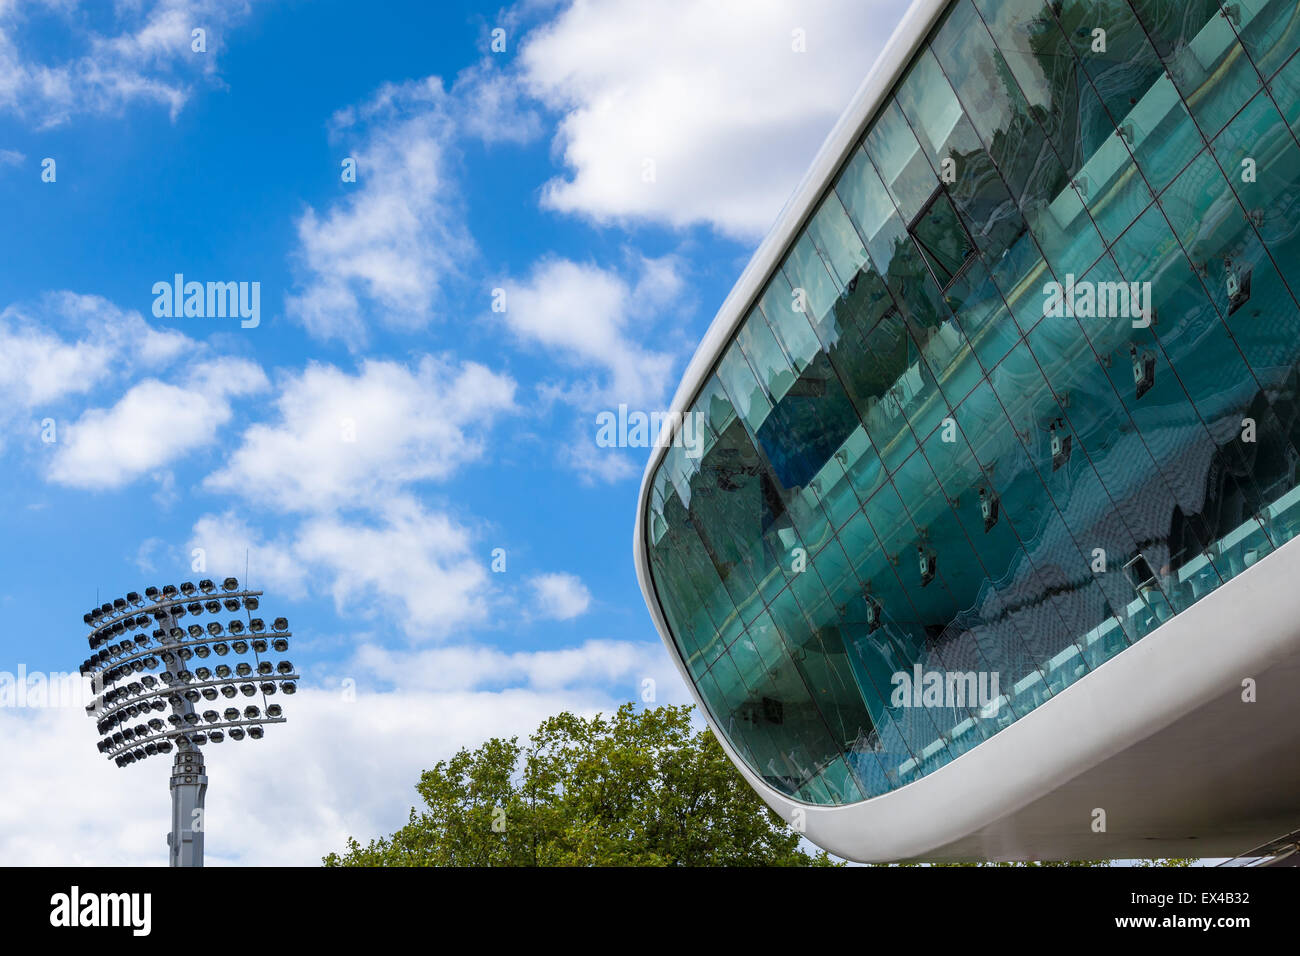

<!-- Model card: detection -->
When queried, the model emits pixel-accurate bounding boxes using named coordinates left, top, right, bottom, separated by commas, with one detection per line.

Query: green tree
left=324, top=703, right=838, bottom=867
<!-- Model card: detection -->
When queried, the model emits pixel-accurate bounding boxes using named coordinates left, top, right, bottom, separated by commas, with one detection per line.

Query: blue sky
left=0, top=0, right=906, bottom=864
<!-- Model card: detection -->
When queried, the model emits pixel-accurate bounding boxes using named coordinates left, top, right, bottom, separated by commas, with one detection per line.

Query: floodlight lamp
left=205, top=599, right=221, bottom=614
left=113, top=597, right=127, bottom=611
left=221, top=685, right=237, bottom=699
left=272, top=618, right=288, bottom=632
left=194, top=644, right=210, bottom=659
left=244, top=596, right=259, bottom=611
left=229, top=728, right=245, bottom=741
left=240, top=684, right=256, bottom=697
left=157, top=741, right=172, bottom=754
left=213, top=642, right=229, bottom=656
left=180, top=582, right=196, bottom=597
left=191, top=733, right=207, bottom=746
left=83, top=612, right=94, bottom=625
left=260, top=682, right=276, bottom=695
left=272, top=638, right=289, bottom=653
left=222, top=577, right=239, bottom=592
left=215, top=664, right=232, bottom=679
left=202, top=688, right=218, bottom=701
left=228, top=620, right=245, bottom=635
left=209, top=731, right=224, bottom=743
left=252, top=639, right=268, bottom=653
left=101, top=602, right=113, bottom=616
left=162, top=585, right=178, bottom=599
left=244, top=705, right=260, bottom=719
left=187, top=625, right=203, bottom=639
left=235, top=662, right=252, bottom=677
left=167, top=715, right=183, bottom=727
left=223, top=707, right=239, bottom=721
left=198, top=579, right=215, bottom=594
left=277, top=660, right=293, bottom=675
left=206, top=622, right=223, bottom=637
left=266, top=704, right=283, bottom=718
left=248, top=727, right=264, bottom=740
left=195, top=667, right=212, bottom=681
left=257, top=661, right=273, bottom=676
left=282, top=681, right=296, bottom=694
left=186, top=602, right=202, bottom=616
left=249, top=619, right=265, bottom=634
left=232, top=640, right=249, bottom=654
left=126, top=591, right=141, bottom=605
left=223, top=598, right=240, bottom=612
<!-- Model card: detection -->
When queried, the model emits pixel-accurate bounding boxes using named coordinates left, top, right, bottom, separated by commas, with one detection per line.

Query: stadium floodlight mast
left=78, top=577, right=300, bottom=866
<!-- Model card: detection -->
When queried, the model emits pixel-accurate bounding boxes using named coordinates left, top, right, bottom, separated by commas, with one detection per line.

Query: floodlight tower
left=78, top=577, right=300, bottom=866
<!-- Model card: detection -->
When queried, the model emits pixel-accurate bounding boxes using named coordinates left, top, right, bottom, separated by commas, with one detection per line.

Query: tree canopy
left=324, top=702, right=837, bottom=866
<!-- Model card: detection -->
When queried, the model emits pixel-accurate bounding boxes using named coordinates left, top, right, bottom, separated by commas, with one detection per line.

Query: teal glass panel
left=643, top=0, right=1300, bottom=807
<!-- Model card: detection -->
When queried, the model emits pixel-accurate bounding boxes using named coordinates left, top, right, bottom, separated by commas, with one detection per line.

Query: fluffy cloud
left=188, top=511, right=310, bottom=599
left=528, top=571, right=592, bottom=620
left=188, top=497, right=491, bottom=640
left=499, top=255, right=681, bottom=408
left=46, top=358, right=267, bottom=489
left=295, top=498, right=492, bottom=640
left=205, top=355, right=517, bottom=513
left=0, top=292, right=190, bottom=412
left=0, top=663, right=693, bottom=864
left=0, top=0, right=256, bottom=127
left=350, top=638, right=676, bottom=694
left=520, top=0, right=910, bottom=238
left=286, top=78, right=474, bottom=342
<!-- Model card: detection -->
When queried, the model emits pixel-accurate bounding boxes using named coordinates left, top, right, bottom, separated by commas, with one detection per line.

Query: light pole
left=79, top=577, right=299, bottom=866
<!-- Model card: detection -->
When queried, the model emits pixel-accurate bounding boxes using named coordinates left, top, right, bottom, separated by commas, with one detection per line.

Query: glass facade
left=643, top=0, right=1300, bottom=805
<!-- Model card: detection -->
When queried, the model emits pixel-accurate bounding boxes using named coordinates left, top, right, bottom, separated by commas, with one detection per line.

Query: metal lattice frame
left=79, top=577, right=298, bottom=866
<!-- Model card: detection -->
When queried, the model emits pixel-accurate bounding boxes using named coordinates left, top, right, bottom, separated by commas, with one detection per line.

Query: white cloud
left=205, top=355, right=517, bottom=513
left=350, top=638, right=674, bottom=693
left=0, top=292, right=190, bottom=412
left=188, top=512, right=310, bottom=599
left=0, top=0, right=256, bottom=127
left=286, top=79, right=472, bottom=342
left=295, top=497, right=492, bottom=640
left=47, top=358, right=267, bottom=489
left=0, top=146, right=22, bottom=165
left=520, top=0, right=910, bottom=238
left=0, top=662, right=693, bottom=864
left=500, top=255, right=680, bottom=407
left=528, top=571, right=591, bottom=620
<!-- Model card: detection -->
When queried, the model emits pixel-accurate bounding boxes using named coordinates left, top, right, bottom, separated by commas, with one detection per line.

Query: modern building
left=634, top=0, right=1300, bottom=861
